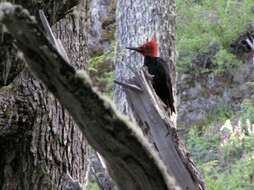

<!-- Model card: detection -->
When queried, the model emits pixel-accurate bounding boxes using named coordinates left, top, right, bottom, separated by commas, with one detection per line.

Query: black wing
left=156, top=57, right=175, bottom=113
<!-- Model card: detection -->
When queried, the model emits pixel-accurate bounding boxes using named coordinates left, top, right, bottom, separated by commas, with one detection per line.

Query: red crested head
left=126, top=37, right=158, bottom=57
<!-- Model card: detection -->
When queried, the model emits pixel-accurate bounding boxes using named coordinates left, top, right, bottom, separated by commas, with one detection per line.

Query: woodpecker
left=126, top=38, right=175, bottom=113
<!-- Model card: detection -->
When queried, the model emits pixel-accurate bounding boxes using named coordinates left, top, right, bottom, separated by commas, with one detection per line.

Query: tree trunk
left=113, top=0, right=176, bottom=119
left=0, top=0, right=81, bottom=87
left=0, top=1, right=90, bottom=189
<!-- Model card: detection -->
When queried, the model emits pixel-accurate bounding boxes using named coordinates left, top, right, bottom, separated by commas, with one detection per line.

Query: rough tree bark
left=113, top=0, right=176, bottom=118
left=0, top=3, right=178, bottom=190
left=0, top=1, right=90, bottom=189
left=0, top=0, right=80, bottom=87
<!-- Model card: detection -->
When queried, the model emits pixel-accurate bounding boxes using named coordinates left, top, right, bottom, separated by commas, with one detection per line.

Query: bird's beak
left=125, top=47, right=141, bottom=52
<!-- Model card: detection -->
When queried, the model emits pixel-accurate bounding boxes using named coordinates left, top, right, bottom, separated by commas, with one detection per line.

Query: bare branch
left=39, top=9, right=70, bottom=62
left=114, top=80, right=143, bottom=92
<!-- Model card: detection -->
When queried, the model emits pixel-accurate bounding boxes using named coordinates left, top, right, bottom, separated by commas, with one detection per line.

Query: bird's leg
left=143, top=67, right=154, bottom=80
left=161, top=101, right=169, bottom=111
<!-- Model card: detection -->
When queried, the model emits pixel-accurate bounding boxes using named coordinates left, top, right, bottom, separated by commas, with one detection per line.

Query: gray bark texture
left=0, top=0, right=80, bottom=87
left=113, top=0, right=176, bottom=118
left=8, top=0, right=80, bottom=24
left=89, top=153, right=116, bottom=190
left=0, top=1, right=90, bottom=189
left=0, top=3, right=179, bottom=190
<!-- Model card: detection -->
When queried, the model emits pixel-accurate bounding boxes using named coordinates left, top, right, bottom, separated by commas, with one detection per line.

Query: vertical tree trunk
left=0, top=1, right=90, bottom=189
left=113, top=0, right=176, bottom=119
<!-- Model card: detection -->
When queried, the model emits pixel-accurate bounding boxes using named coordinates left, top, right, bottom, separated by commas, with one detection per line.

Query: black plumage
left=144, top=56, right=175, bottom=113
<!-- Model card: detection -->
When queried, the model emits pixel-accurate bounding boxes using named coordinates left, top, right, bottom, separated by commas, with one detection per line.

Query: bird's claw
left=143, top=68, right=154, bottom=80
left=146, top=73, right=154, bottom=80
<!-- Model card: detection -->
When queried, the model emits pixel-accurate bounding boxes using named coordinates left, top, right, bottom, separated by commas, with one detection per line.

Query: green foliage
left=185, top=104, right=231, bottom=163
left=186, top=127, right=220, bottom=162
left=186, top=99, right=254, bottom=189
left=88, top=42, right=115, bottom=97
left=214, top=48, right=241, bottom=73
left=221, top=130, right=245, bottom=163
left=187, top=123, right=254, bottom=189
left=97, top=71, right=114, bottom=97
left=200, top=103, right=233, bottom=126
left=176, top=0, right=254, bottom=73
left=87, top=182, right=100, bottom=190
left=88, top=45, right=115, bottom=72
left=201, top=154, right=254, bottom=190
left=241, top=99, right=254, bottom=126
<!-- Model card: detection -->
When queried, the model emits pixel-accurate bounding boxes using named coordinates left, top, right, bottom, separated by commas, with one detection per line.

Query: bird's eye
left=145, top=47, right=151, bottom=53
